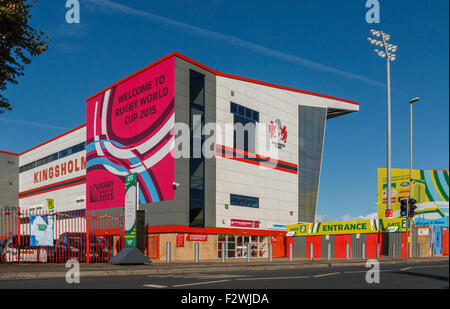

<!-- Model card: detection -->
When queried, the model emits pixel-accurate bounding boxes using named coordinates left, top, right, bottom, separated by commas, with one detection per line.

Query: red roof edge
left=86, top=51, right=360, bottom=106
left=0, top=150, right=19, bottom=156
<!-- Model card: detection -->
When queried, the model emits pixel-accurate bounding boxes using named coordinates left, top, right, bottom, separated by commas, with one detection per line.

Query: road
left=0, top=260, right=447, bottom=289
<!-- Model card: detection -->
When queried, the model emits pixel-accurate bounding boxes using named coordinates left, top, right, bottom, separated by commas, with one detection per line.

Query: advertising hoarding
left=86, top=57, right=175, bottom=210
left=377, top=168, right=449, bottom=219
left=124, top=173, right=137, bottom=247
left=286, top=218, right=408, bottom=236
left=30, top=215, right=54, bottom=247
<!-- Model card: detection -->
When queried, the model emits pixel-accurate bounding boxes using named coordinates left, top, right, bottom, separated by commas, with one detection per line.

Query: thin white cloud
left=314, top=212, right=379, bottom=222
left=0, top=118, right=69, bottom=130
left=315, top=214, right=329, bottom=223
left=337, top=212, right=378, bottom=222
left=85, top=0, right=406, bottom=93
left=50, top=23, right=89, bottom=38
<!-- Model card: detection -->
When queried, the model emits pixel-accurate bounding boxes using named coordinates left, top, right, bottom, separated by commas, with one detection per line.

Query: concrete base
left=109, top=247, right=151, bottom=265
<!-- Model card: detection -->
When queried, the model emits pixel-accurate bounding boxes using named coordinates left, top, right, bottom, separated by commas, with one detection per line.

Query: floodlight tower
left=367, top=30, right=398, bottom=218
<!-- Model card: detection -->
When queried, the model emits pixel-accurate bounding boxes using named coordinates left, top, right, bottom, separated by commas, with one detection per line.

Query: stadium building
left=1, top=52, right=359, bottom=260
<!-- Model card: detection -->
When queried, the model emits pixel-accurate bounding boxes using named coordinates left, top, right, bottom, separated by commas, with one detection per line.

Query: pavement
left=0, top=256, right=448, bottom=281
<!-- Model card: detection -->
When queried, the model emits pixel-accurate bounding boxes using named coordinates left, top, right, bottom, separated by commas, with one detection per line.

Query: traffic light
left=409, top=198, right=417, bottom=218
left=400, top=198, right=408, bottom=217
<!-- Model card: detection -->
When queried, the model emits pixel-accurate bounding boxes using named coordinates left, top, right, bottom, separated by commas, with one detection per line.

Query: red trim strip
left=0, top=150, right=19, bottom=156
left=216, top=151, right=297, bottom=175
left=217, top=144, right=297, bottom=169
left=147, top=225, right=286, bottom=236
left=90, top=229, right=123, bottom=235
left=19, top=181, right=86, bottom=199
left=19, top=124, right=86, bottom=155
left=86, top=53, right=176, bottom=101
left=174, top=52, right=360, bottom=106
left=86, top=51, right=359, bottom=106
left=19, top=175, right=86, bottom=199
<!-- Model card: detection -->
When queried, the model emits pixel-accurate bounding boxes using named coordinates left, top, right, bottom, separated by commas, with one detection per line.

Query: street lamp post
left=368, top=30, right=398, bottom=218
left=408, top=97, right=420, bottom=258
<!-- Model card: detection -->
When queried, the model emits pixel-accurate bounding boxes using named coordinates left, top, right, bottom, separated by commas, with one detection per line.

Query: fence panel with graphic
left=0, top=209, right=125, bottom=263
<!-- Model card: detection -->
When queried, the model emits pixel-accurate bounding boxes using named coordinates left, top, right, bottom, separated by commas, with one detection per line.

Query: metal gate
left=384, top=232, right=402, bottom=258
left=293, top=236, right=307, bottom=258
left=321, top=235, right=335, bottom=258
left=351, top=234, right=367, bottom=258
left=1, top=208, right=125, bottom=263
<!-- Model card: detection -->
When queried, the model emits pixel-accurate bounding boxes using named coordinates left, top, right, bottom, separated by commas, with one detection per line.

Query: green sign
left=124, top=173, right=137, bottom=247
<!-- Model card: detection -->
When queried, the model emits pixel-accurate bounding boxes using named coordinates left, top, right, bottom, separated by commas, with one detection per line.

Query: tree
left=0, top=0, right=48, bottom=114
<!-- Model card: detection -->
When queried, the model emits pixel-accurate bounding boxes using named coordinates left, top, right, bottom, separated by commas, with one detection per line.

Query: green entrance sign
left=124, top=173, right=137, bottom=248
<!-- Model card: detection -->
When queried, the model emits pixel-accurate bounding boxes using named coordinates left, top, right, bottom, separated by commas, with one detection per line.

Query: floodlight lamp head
left=410, top=97, right=420, bottom=104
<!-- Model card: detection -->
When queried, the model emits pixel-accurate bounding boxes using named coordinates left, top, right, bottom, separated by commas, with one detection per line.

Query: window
left=59, top=142, right=86, bottom=159
left=230, top=194, right=259, bottom=208
left=37, top=153, right=58, bottom=167
left=19, top=142, right=86, bottom=173
left=231, top=102, right=259, bottom=154
left=298, top=105, right=326, bottom=223
left=7, top=160, right=15, bottom=165
left=19, top=161, right=36, bottom=173
left=218, top=234, right=267, bottom=258
left=190, top=70, right=204, bottom=107
left=189, top=70, right=205, bottom=228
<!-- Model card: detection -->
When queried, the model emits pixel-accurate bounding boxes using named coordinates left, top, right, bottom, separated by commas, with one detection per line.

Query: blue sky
left=0, top=0, right=448, bottom=221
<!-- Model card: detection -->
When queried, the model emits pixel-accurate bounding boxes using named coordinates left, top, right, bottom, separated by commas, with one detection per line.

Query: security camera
left=173, top=182, right=180, bottom=189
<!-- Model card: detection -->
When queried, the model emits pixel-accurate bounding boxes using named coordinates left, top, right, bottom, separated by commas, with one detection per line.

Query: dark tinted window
left=230, top=194, right=259, bottom=208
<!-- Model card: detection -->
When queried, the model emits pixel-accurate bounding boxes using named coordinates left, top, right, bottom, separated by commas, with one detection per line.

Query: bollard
left=269, top=243, right=273, bottom=262
left=222, top=244, right=226, bottom=263
left=166, top=242, right=171, bottom=264
left=431, top=243, right=435, bottom=258
left=195, top=242, right=199, bottom=263
left=247, top=243, right=251, bottom=263
left=377, top=243, right=380, bottom=259
left=418, top=244, right=421, bottom=258
left=362, top=242, right=366, bottom=259
left=289, top=243, right=293, bottom=261
left=346, top=243, right=349, bottom=259
left=309, top=243, right=314, bottom=261
left=327, top=243, right=331, bottom=260
left=392, top=243, right=396, bottom=259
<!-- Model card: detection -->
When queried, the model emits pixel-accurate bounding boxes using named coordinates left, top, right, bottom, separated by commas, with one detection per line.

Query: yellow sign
left=287, top=218, right=409, bottom=236
left=377, top=168, right=449, bottom=219
left=46, top=199, right=55, bottom=212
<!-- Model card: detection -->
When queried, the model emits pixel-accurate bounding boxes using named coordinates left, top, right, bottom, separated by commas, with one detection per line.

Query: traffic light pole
left=406, top=197, right=409, bottom=259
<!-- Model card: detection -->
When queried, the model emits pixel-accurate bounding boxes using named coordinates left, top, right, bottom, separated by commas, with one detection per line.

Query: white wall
left=214, top=76, right=358, bottom=230
left=19, top=126, right=86, bottom=212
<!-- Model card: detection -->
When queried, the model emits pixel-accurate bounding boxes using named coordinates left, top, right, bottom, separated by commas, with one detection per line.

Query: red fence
left=0, top=208, right=124, bottom=263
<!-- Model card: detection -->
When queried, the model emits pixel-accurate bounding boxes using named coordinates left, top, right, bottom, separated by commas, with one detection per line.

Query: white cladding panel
left=19, top=126, right=86, bottom=212
left=215, top=76, right=357, bottom=229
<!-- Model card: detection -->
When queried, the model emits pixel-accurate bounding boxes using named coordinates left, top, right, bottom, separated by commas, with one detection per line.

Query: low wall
left=157, top=233, right=218, bottom=261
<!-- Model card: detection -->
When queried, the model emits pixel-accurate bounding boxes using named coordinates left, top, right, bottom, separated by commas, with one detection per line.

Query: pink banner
left=86, top=57, right=175, bottom=211
left=230, top=219, right=260, bottom=228
left=186, top=234, right=208, bottom=241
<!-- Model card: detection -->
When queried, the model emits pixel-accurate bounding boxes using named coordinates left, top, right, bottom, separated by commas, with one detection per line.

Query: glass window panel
left=230, top=102, right=237, bottom=113
left=190, top=70, right=204, bottom=106
left=238, top=105, right=245, bottom=116
left=298, top=105, right=326, bottom=223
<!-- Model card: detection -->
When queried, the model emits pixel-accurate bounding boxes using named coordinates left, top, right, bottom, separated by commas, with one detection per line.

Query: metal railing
left=1, top=208, right=124, bottom=264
